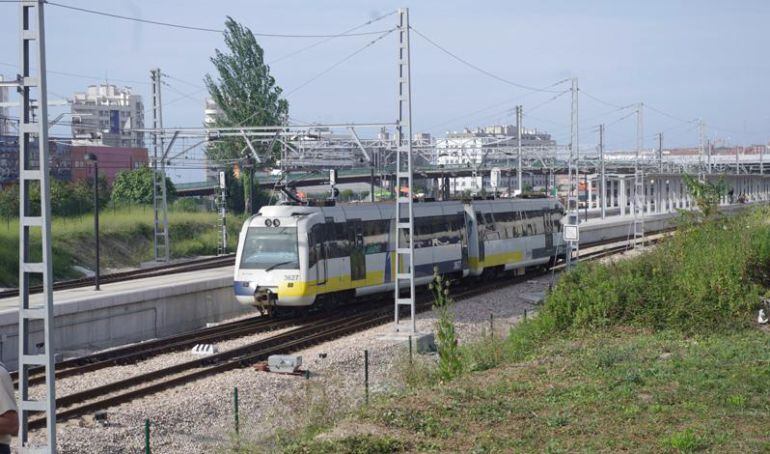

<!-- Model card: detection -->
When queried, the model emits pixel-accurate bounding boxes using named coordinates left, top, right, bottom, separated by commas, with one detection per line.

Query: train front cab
left=233, top=213, right=315, bottom=312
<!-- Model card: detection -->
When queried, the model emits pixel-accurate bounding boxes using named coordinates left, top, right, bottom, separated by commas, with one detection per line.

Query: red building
left=70, top=146, right=148, bottom=184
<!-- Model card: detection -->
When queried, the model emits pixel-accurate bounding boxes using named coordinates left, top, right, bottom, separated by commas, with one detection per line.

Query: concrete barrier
left=0, top=268, right=250, bottom=370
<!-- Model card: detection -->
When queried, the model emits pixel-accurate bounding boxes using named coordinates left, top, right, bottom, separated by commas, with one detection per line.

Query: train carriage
left=234, top=198, right=565, bottom=312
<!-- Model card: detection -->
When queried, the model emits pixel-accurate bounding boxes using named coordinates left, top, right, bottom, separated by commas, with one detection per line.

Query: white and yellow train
left=234, top=198, right=565, bottom=312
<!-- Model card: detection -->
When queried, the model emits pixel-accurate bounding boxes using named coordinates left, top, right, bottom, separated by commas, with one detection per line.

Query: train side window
left=525, top=211, right=536, bottom=236
left=431, top=216, right=447, bottom=245
left=327, top=223, right=349, bottom=258
left=516, top=211, right=524, bottom=238
left=308, top=226, right=317, bottom=268
left=363, top=220, right=386, bottom=254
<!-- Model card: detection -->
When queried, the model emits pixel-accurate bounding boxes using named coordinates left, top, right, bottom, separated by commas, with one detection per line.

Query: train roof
left=253, top=198, right=562, bottom=226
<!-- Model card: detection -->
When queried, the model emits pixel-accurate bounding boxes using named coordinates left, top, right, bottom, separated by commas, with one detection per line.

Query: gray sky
left=1, top=0, right=769, bottom=180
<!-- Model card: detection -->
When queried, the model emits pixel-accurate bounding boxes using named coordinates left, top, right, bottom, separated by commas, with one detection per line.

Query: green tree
left=111, top=166, right=176, bottom=205
left=682, top=174, right=726, bottom=219
left=204, top=17, right=289, bottom=214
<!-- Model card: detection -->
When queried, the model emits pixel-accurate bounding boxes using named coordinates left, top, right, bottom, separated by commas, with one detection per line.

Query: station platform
left=0, top=266, right=248, bottom=370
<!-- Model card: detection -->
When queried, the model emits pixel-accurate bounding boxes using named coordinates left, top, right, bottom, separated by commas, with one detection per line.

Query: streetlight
left=84, top=152, right=100, bottom=291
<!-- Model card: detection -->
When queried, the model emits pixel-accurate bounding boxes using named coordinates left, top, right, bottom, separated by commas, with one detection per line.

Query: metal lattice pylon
left=151, top=68, right=170, bottom=262
left=565, top=78, right=579, bottom=267
left=16, top=1, right=58, bottom=451
left=217, top=174, right=227, bottom=255
left=394, top=8, right=416, bottom=333
left=632, top=103, right=645, bottom=248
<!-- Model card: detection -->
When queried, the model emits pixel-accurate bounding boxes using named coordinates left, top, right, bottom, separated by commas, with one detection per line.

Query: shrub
left=540, top=207, right=770, bottom=335
left=430, top=271, right=462, bottom=381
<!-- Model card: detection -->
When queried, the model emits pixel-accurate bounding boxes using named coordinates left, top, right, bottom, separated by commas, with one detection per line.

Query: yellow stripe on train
left=279, top=270, right=387, bottom=297
left=468, top=250, right=524, bottom=270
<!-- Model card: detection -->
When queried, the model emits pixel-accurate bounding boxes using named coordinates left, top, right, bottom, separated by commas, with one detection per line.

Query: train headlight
left=264, top=219, right=273, bottom=227
left=273, top=219, right=281, bottom=227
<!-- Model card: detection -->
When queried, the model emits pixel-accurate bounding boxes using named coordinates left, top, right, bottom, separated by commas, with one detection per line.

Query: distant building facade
left=0, top=135, right=148, bottom=187
left=435, top=124, right=556, bottom=193
left=71, top=84, right=144, bottom=148
left=0, top=135, right=72, bottom=187
left=70, top=145, right=148, bottom=184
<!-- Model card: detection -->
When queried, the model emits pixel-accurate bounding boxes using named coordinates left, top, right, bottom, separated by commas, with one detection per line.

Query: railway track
left=0, top=254, right=236, bottom=299
left=24, top=233, right=670, bottom=429
left=11, top=313, right=299, bottom=386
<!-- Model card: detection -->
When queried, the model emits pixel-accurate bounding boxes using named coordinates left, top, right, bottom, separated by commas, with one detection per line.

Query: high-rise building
left=204, top=98, right=224, bottom=182
left=71, top=84, right=144, bottom=148
left=204, top=97, right=221, bottom=128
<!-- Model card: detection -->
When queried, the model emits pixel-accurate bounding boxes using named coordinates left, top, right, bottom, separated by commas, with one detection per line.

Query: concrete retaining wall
left=0, top=274, right=250, bottom=370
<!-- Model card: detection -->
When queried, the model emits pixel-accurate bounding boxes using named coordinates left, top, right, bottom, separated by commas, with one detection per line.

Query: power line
left=410, top=26, right=566, bottom=94
left=268, top=11, right=397, bottom=65
left=47, top=1, right=394, bottom=38
left=284, top=28, right=395, bottom=97
left=0, top=61, right=149, bottom=86
left=580, top=89, right=630, bottom=110
left=645, top=103, right=695, bottom=124
left=527, top=89, right=571, bottom=113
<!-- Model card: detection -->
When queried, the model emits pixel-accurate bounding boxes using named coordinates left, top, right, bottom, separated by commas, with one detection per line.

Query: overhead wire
left=410, top=26, right=566, bottom=94
left=0, top=61, right=149, bottom=86
left=268, top=10, right=397, bottom=65
left=46, top=1, right=394, bottom=38
left=283, top=28, right=396, bottom=98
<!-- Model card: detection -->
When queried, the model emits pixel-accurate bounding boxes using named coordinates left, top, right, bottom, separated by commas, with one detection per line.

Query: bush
left=430, top=272, right=462, bottom=381
left=111, top=166, right=176, bottom=205
left=540, top=207, right=770, bottom=334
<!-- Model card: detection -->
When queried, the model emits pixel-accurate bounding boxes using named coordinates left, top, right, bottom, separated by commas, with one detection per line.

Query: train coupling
left=253, top=286, right=277, bottom=316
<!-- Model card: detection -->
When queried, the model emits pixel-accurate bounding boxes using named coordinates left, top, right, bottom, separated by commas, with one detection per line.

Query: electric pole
left=599, top=124, right=605, bottom=219
left=151, top=68, right=170, bottom=262
left=15, top=1, right=58, bottom=451
left=632, top=102, right=645, bottom=248
left=516, top=105, right=523, bottom=195
left=698, top=119, right=707, bottom=177
left=394, top=8, right=416, bottom=333
left=565, top=78, right=579, bottom=268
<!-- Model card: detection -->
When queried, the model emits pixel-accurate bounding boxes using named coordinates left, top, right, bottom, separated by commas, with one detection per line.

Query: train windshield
left=240, top=227, right=299, bottom=270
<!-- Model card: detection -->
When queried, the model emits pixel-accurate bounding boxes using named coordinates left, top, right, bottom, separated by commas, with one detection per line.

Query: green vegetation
left=270, top=207, right=770, bottom=453
left=204, top=16, right=289, bottom=213
left=0, top=178, right=108, bottom=220
left=430, top=272, right=462, bottom=381
left=541, top=206, right=769, bottom=334
left=682, top=174, right=727, bottom=218
left=0, top=207, right=245, bottom=287
left=204, top=17, right=289, bottom=164
left=111, top=166, right=176, bottom=205
left=303, top=328, right=768, bottom=452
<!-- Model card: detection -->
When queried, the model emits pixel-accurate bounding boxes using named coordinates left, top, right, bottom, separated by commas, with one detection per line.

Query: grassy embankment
left=277, top=207, right=770, bottom=453
left=0, top=207, right=245, bottom=287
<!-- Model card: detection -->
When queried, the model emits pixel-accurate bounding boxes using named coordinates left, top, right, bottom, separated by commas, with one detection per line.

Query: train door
left=543, top=209, right=554, bottom=251
left=350, top=219, right=366, bottom=281
left=315, top=219, right=332, bottom=286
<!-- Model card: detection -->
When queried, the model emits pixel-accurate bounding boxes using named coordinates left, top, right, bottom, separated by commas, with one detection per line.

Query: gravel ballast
left=22, top=271, right=571, bottom=453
